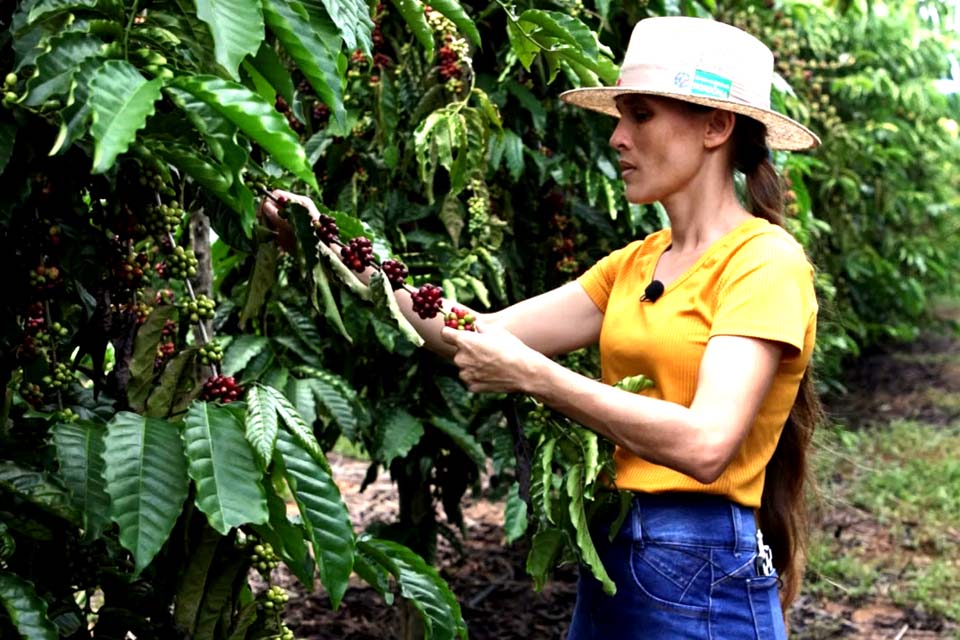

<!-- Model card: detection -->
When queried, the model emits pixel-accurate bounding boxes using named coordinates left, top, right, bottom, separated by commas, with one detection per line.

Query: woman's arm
left=442, top=326, right=782, bottom=484
left=259, top=190, right=604, bottom=359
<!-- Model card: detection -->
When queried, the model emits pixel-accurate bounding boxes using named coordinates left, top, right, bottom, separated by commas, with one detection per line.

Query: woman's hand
left=440, top=322, right=547, bottom=393
left=258, top=189, right=320, bottom=251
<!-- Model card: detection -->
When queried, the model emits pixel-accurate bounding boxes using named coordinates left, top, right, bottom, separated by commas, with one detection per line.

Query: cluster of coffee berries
left=155, top=288, right=175, bottom=305
left=200, top=374, right=242, bottom=403
left=155, top=340, right=176, bottom=371
left=437, top=42, right=463, bottom=81
left=198, top=341, right=223, bottom=365
left=274, top=95, right=303, bottom=133
left=155, top=318, right=177, bottom=370
left=278, top=625, right=295, bottom=640
left=165, top=246, right=198, bottom=280
left=340, top=237, right=375, bottom=273
left=145, top=202, right=183, bottom=237
left=426, top=6, right=470, bottom=88
left=250, top=541, right=280, bottom=574
left=24, top=302, right=45, bottom=331
left=43, top=362, right=75, bottom=390
left=131, top=301, right=152, bottom=325
left=114, top=251, right=151, bottom=291
left=411, top=283, right=443, bottom=319
left=53, top=407, right=78, bottom=423
left=380, top=259, right=409, bottom=289
left=444, top=307, right=476, bottom=331
left=19, top=381, right=43, bottom=406
left=3, top=72, right=17, bottom=107
left=29, top=264, right=61, bottom=291
left=262, top=585, right=289, bottom=611
left=466, top=178, right=490, bottom=237
left=311, top=213, right=339, bottom=244
left=181, top=295, right=216, bottom=322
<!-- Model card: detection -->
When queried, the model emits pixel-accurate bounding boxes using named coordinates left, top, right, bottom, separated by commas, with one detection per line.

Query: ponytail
left=734, top=115, right=784, bottom=226
left=734, top=113, right=823, bottom=610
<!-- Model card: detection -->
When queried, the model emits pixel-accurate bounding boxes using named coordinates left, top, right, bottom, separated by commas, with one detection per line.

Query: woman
left=263, top=16, right=820, bottom=639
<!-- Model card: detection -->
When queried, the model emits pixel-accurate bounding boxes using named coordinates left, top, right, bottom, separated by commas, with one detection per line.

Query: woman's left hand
left=440, top=322, right=543, bottom=394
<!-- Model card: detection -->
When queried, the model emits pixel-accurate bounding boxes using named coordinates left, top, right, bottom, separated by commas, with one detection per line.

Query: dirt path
left=281, top=315, right=960, bottom=639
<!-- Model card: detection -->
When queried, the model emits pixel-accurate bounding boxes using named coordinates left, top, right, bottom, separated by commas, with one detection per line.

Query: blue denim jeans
left=567, top=493, right=787, bottom=639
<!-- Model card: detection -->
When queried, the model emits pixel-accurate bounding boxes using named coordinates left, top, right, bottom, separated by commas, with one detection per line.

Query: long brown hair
left=733, top=114, right=824, bottom=609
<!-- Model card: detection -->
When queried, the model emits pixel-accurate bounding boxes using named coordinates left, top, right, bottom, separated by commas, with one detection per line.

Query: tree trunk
left=396, top=463, right=437, bottom=640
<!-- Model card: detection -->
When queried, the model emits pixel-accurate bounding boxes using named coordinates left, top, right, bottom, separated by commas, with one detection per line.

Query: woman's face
left=609, top=95, right=713, bottom=205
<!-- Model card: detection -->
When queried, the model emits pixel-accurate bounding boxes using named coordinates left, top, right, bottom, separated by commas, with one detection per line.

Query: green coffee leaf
left=88, top=61, right=165, bottom=173
left=103, top=412, right=189, bottom=574
left=52, top=421, right=111, bottom=539
left=194, top=0, right=264, bottom=78
left=183, top=401, right=269, bottom=535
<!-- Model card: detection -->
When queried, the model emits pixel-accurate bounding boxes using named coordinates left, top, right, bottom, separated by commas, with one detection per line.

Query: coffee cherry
left=46, top=362, right=75, bottom=390
left=444, top=306, right=476, bottom=331
left=53, top=408, right=78, bottom=423
left=381, top=259, right=409, bottom=289
left=145, top=202, right=183, bottom=237
left=262, top=585, right=289, bottom=610
left=19, top=382, right=44, bottom=406
left=29, top=264, right=61, bottom=291
left=154, top=341, right=176, bottom=371
left=410, top=283, right=443, bottom=319
left=180, top=295, right=216, bottom=323
left=166, top=246, right=198, bottom=280
left=200, top=374, right=242, bottom=403
left=312, top=213, right=339, bottom=244
left=24, top=302, right=45, bottom=332
left=248, top=540, right=280, bottom=574
left=198, top=341, right=223, bottom=365
left=340, top=236, right=374, bottom=273
left=155, top=288, right=175, bottom=305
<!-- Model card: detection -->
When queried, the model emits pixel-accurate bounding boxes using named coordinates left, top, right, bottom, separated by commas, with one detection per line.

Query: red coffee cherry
left=200, top=375, right=242, bottom=403
left=340, top=237, right=374, bottom=273
left=411, top=283, right=443, bottom=319
left=381, top=259, right=409, bottom=289
left=312, top=213, right=339, bottom=244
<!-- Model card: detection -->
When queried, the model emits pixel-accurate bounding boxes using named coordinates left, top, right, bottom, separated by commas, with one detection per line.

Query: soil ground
left=280, top=311, right=960, bottom=640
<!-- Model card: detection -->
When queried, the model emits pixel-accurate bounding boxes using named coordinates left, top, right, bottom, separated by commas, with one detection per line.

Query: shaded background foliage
left=0, top=0, right=957, bottom=637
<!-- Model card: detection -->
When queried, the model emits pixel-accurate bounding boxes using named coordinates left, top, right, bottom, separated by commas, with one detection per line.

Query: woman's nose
left=609, top=118, right=629, bottom=150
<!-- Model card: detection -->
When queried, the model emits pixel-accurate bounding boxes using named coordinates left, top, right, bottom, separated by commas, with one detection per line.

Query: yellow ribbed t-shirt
left=577, top=217, right=817, bottom=508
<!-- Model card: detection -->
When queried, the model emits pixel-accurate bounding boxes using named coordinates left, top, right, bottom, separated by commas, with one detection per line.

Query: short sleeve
left=576, top=245, right=629, bottom=313
left=709, top=237, right=817, bottom=356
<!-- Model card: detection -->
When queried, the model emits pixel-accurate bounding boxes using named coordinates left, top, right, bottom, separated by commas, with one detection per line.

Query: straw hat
left=560, top=17, right=820, bottom=151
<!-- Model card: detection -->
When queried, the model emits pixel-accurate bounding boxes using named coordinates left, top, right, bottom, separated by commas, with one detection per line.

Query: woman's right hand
left=258, top=189, right=321, bottom=252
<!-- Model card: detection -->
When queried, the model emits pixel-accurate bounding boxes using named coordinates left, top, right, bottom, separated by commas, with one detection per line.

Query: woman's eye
left=632, top=111, right=650, bottom=121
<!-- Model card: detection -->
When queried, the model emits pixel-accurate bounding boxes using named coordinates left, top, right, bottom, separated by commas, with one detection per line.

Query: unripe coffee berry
left=444, top=306, right=476, bottom=331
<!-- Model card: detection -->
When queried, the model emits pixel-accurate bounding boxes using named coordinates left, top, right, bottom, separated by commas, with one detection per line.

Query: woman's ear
left=703, top=109, right=736, bottom=150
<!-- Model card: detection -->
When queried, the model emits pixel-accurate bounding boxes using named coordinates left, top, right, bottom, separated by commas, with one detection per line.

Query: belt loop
left=631, top=496, right=644, bottom=547
left=731, top=503, right=743, bottom=556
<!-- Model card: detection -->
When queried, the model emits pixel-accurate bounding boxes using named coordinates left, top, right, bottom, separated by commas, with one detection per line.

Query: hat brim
left=560, top=87, right=820, bottom=152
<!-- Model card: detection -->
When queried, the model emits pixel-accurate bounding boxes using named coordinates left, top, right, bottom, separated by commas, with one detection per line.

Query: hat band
left=617, top=63, right=771, bottom=110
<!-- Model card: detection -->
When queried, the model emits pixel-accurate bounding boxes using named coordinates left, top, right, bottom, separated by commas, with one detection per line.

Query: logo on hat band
left=690, top=69, right=732, bottom=99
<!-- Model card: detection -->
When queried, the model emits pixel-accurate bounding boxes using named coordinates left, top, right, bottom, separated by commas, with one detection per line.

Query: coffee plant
left=0, top=0, right=957, bottom=637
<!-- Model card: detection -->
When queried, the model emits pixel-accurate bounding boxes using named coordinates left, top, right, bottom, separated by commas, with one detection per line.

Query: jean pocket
left=746, top=575, right=787, bottom=639
left=630, top=543, right=711, bottom=613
